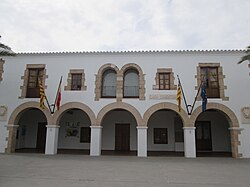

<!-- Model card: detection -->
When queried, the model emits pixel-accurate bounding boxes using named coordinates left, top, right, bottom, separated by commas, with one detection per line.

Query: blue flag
left=200, top=82, right=207, bottom=112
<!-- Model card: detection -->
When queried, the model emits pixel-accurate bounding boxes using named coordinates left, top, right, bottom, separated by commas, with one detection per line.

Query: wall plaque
left=149, top=94, right=176, bottom=100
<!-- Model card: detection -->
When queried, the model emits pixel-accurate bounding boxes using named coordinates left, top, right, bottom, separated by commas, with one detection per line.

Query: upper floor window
left=159, top=73, right=170, bottom=90
left=123, top=69, right=139, bottom=98
left=153, top=68, right=176, bottom=90
left=64, top=69, right=86, bottom=91
left=200, top=67, right=219, bottom=98
left=27, top=68, right=44, bottom=98
left=0, top=58, right=4, bottom=82
left=101, top=69, right=116, bottom=98
left=19, top=64, right=47, bottom=99
left=196, top=63, right=228, bottom=100
left=71, top=73, right=82, bottom=90
left=95, top=63, right=145, bottom=101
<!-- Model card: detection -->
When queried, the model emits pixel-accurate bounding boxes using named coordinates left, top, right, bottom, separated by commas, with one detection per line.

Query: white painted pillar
left=45, top=125, right=59, bottom=155
left=90, top=126, right=102, bottom=156
left=137, top=126, right=148, bottom=157
left=183, top=127, right=196, bottom=158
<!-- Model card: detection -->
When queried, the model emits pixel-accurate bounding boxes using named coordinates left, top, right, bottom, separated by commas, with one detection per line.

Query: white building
left=0, top=50, right=249, bottom=158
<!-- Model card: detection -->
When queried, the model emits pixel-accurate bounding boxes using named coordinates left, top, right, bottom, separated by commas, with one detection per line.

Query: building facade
left=0, top=50, right=249, bottom=158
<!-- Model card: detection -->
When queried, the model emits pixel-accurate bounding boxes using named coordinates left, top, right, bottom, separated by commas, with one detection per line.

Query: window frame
left=26, top=68, right=45, bottom=98
left=19, top=64, right=47, bottom=99
left=123, top=69, right=139, bottom=98
left=80, top=127, right=91, bottom=143
left=153, top=68, right=177, bottom=90
left=154, top=128, right=168, bottom=144
left=200, top=67, right=220, bottom=98
left=71, top=73, right=82, bottom=91
left=101, top=69, right=117, bottom=98
left=0, top=59, right=4, bottom=82
left=159, top=72, right=170, bottom=90
left=196, top=63, right=228, bottom=100
left=64, top=69, right=86, bottom=91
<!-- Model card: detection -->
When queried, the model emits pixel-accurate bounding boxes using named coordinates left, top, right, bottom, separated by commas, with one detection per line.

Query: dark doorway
left=36, top=122, right=47, bottom=151
left=115, top=124, right=130, bottom=151
left=195, top=121, right=212, bottom=151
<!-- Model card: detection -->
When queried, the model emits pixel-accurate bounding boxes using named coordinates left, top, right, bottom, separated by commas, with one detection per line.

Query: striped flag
left=56, top=77, right=62, bottom=111
left=39, top=79, right=45, bottom=109
left=176, top=80, right=182, bottom=112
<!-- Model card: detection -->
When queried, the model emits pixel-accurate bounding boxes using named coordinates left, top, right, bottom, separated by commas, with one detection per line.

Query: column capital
left=228, top=127, right=244, bottom=131
left=137, top=126, right=148, bottom=129
left=46, top=125, right=60, bottom=128
left=5, top=124, right=19, bottom=128
left=90, top=125, right=103, bottom=129
left=183, top=127, right=196, bottom=130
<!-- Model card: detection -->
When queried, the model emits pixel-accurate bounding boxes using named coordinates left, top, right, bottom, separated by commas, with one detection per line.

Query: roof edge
left=16, top=49, right=245, bottom=55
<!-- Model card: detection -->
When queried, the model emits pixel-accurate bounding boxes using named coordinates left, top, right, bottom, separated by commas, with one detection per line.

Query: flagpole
left=189, top=79, right=204, bottom=115
left=177, top=75, right=190, bottom=115
left=52, top=76, right=62, bottom=114
left=44, top=95, right=53, bottom=114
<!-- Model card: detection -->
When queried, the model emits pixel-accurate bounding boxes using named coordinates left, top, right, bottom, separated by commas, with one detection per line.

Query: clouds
left=0, top=0, right=250, bottom=52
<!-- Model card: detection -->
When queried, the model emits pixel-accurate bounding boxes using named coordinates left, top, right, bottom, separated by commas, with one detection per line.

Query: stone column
left=229, top=127, right=243, bottom=158
left=45, top=125, right=59, bottom=155
left=137, top=126, right=147, bottom=157
left=5, top=124, right=19, bottom=153
left=90, top=126, right=102, bottom=156
left=183, top=127, right=196, bottom=158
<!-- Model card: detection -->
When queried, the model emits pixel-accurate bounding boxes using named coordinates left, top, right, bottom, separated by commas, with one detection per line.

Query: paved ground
left=0, top=153, right=250, bottom=187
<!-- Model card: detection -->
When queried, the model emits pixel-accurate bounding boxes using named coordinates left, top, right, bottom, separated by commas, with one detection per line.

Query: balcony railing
left=124, top=86, right=139, bottom=97
left=102, top=86, right=116, bottom=97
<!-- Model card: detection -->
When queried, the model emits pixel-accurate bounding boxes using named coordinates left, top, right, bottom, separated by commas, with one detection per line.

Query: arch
left=120, top=63, right=143, bottom=76
left=120, top=63, right=145, bottom=100
left=190, top=103, right=241, bottom=158
left=6, top=101, right=52, bottom=153
left=97, top=102, right=143, bottom=126
left=97, top=63, right=119, bottom=75
left=8, top=101, right=52, bottom=125
left=190, top=103, right=239, bottom=127
left=143, top=102, right=190, bottom=127
left=95, top=63, right=119, bottom=101
left=53, top=102, right=96, bottom=125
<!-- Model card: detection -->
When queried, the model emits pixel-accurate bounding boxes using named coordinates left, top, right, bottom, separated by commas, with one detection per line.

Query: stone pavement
left=0, top=153, right=250, bottom=187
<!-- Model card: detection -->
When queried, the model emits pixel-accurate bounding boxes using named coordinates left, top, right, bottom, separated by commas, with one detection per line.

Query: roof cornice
left=16, top=49, right=245, bottom=55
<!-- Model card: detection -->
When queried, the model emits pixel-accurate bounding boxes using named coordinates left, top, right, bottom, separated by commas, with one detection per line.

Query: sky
left=0, top=0, right=250, bottom=53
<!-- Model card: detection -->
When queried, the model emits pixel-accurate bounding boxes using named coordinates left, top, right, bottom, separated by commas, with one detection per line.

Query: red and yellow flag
left=56, top=78, right=62, bottom=111
left=176, top=80, right=181, bottom=112
left=39, top=79, right=45, bottom=109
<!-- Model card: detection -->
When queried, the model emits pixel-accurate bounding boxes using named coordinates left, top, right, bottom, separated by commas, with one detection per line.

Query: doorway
left=195, top=121, right=212, bottom=151
left=115, top=124, right=130, bottom=151
left=36, top=122, right=47, bottom=151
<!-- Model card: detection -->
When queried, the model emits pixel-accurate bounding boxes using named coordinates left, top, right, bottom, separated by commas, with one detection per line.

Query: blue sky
left=1, top=0, right=250, bottom=52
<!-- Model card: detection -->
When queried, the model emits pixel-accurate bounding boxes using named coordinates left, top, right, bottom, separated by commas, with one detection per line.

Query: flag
left=200, top=82, right=207, bottom=112
left=176, top=80, right=182, bottom=112
left=56, top=77, right=62, bottom=111
left=39, top=79, right=45, bottom=109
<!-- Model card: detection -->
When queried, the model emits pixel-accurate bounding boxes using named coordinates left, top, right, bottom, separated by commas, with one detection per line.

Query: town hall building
left=0, top=49, right=249, bottom=158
